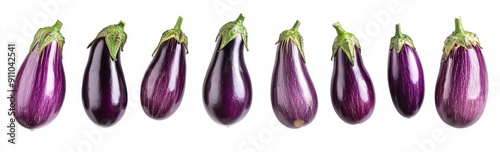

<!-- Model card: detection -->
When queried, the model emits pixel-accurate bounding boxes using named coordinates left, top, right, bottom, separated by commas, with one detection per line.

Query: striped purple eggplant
left=141, top=16, right=188, bottom=120
left=435, top=18, right=488, bottom=128
left=388, top=24, right=424, bottom=118
left=82, top=21, right=128, bottom=127
left=330, top=22, right=375, bottom=125
left=14, top=20, right=66, bottom=130
left=271, top=20, right=317, bottom=128
left=203, top=14, right=252, bottom=126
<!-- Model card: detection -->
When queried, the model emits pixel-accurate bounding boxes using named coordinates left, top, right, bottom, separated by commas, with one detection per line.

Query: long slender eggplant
left=388, top=24, right=424, bottom=118
left=203, top=14, right=252, bottom=126
left=330, top=22, right=375, bottom=125
left=435, top=18, right=488, bottom=128
left=82, top=21, right=128, bottom=127
left=141, top=16, right=188, bottom=120
left=14, top=20, right=66, bottom=130
left=271, top=20, right=318, bottom=128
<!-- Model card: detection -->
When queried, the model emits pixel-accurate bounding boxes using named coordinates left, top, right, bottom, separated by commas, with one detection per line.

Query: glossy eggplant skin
left=203, top=35, right=252, bottom=125
left=388, top=44, right=424, bottom=118
left=435, top=45, right=487, bottom=128
left=14, top=42, right=65, bottom=130
left=141, top=39, right=186, bottom=120
left=82, top=37, right=127, bottom=127
left=331, top=47, right=375, bottom=124
left=271, top=40, right=317, bottom=128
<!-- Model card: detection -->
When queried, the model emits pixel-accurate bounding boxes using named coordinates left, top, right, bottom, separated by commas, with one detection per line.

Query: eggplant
left=203, top=14, right=252, bottom=125
left=141, top=16, right=188, bottom=120
left=388, top=24, right=424, bottom=118
left=271, top=20, right=318, bottom=128
left=82, top=21, right=128, bottom=127
left=435, top=18, right=488, bottom=128
left=14, top=20, right=66, bottom=130
left=330, top=22, right=375, bottom=124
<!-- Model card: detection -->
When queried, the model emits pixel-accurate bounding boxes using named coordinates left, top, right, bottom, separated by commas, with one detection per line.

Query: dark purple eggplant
left=271, top=20, right=318, bottom=128
left=141, top=16, right=188, bottom=120
left=14, top=20, right=66, bottom=130
left=330, top=22, right=375, bottom=125
left=435, top=18, right=488, bottom=128
left=388, top=24, right=424, bottom=118
left=203, top=14, right=252, bottom=126
left=82, top=21, right=128, bottom=127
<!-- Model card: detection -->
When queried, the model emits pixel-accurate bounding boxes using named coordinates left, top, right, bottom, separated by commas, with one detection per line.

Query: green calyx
left=390, top=24, right=415, bottom=53
left=152, top=16, right=189, bottom=56
left=216, top=13, right=249, bottom=51
left=87, top=21, right=127, bottom=61
left=443, top=17, right=481, bottom=61
left=331, top=22, right=360, bottom=66
left=29, top=20, right=65, bottom=55
left=276, top=20, right=306, bottom=62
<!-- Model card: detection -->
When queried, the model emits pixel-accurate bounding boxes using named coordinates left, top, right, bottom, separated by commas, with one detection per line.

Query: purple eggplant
left=14, top=20, right=66, bottom=130
left=330, top=22, right=375, bottom=124
left=82, top=21, right=128, bottom=127
left=141, top=16, right=188, bottom=120
left=388, top=24, right=424, bottom=118
left=271, top=20, right=318, bottom=128
left=435, top=18, right=488, bottom=128
left=203, top=14, right=252, bottom=126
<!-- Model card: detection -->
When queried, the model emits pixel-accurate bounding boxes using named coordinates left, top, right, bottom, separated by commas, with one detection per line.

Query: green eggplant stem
left=53, top=20, right=63, bottom=31
left=174, top=16, right=183, bottom=30
left=394, top=24, right=403, bottom=38
left=333, top=22, right=346, bottom=36
left=292, top=20, right=300, bottom=31
left=454, top=18, right=464, bottom=34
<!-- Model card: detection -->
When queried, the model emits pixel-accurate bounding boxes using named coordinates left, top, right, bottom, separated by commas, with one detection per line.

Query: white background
left=1, top=0, right=499, bottom=152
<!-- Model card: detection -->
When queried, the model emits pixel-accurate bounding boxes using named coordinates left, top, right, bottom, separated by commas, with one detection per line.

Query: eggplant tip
left=402, top=114, right=415, bottom=119
left=293, top=119, right=305, bottom=128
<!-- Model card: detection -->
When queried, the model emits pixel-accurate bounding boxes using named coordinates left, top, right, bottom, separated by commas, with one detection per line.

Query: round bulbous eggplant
left=435, top=18, right=488, bottom=128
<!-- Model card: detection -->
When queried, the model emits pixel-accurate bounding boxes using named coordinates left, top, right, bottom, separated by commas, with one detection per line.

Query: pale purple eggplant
left=330, top=22, right=375, bottom=125
left=141, top=16, right=188, bottom=120
left=14, top=20, right=66, bottom=130
left=388, top=24, right=424, bottom=118
left=435, top=18, right=488, bottom=128
left=271, top=20, right=317, bottom=128
left=82, top=21, right=128, bottom=127
left=203, top=14, right=252, bottom=126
